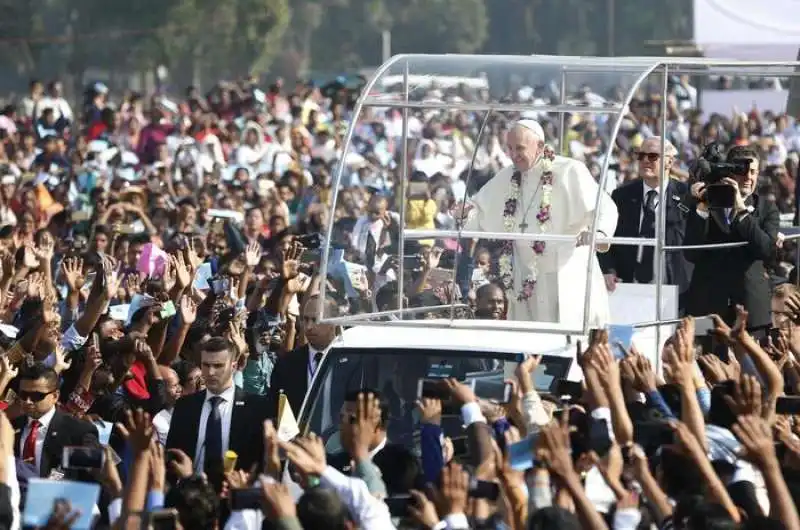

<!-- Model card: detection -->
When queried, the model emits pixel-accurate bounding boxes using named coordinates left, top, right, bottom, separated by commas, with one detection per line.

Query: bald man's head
left=637, top=136, right=676, bottom=182
left=159, top=365, right=182, bottom=405
left=507, top=124, right=544, bottom=172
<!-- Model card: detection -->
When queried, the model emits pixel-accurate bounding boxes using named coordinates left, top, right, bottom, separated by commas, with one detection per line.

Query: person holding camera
left=684, top=144, right=780, bottom=333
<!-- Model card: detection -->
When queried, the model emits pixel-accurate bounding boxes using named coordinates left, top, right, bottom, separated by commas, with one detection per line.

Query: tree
left=389, top=0, right=488, bottom=55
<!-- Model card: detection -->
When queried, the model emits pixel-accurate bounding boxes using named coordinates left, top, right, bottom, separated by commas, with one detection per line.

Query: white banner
left=700, top=89, right=789, bottom=117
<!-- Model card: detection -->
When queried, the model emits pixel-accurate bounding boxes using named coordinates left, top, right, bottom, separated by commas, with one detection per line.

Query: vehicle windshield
left=300, top=346, right=572, bottom=453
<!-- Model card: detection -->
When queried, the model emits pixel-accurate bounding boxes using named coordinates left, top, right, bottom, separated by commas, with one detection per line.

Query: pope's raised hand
left=450, top=201, right=474, bottom=222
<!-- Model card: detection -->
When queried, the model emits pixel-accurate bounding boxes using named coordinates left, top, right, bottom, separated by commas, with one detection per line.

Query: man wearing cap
left=459, top=119, right=618, bottom=327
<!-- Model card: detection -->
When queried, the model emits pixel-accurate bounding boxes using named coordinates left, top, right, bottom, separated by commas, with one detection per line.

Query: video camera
left=692, top=142, right=751, bottom=209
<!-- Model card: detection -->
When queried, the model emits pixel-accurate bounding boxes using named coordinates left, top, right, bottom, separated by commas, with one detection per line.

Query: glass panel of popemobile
left=319, top=54, right=663, bottom=332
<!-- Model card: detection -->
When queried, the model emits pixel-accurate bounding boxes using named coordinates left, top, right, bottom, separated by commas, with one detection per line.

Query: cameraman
left=684, top=145, right=779, bottom=333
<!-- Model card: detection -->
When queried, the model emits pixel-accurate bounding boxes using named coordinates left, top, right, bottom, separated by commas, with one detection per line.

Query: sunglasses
left=637, top=152, right=660, bottom=162
left=19, top=390, right=54, bottom=403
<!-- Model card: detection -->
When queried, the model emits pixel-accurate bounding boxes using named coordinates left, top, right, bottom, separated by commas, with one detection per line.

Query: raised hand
left=344, top=392, right=382, bottom=461
left=724, top=373, right=763, bottom=418
left=245, top=242, right=262, bottom=268
left=537, top=415, right=574, bottom=479
left=148, top=439, right=166, bottom=492
left=415, top=397, right=442, bottom=425
left=60, top=257, right=85, bottom=292
left=443, top=377, right=477, bottom=405
left=0, top=252, right=13, bottom=281
left=278, top=434, right=326, bottom=479
left=423, top=247, right=443, bottom=271
left=34, top=234, right=55, bottom=262
left=42, top=499, right=81, bottom=530
left=261, top=482, right=297, bottom=522
left=104, top=263, right=122, bottom=300
left=588, top=342, right=620, bottom=389
left=408, top=489, right=439, bottom=529
left=184, top=238, right=203, bottom=274
left=171, top=252, right=191, bottom=290
left=437, top=462, right=469, bottom=517
left=732, top=414, right=777, bottom=468
left=123, top=273, right=141, bottom=301
left=625, top=353, right=657, bottom=393
left=227, top=321, right=248, bottom=363
left=262, top=420, right=282, bottom=479
left=515, top=354, right=542, bottom=394
left=179, top=295, right=197, bottom=325
left=166, top=448, right=194, bottom=479
left=52, top=343, right=71, bottom=374
left=280, top=241, right=302, bottom=281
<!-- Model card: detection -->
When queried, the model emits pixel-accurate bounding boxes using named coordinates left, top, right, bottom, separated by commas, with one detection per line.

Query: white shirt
left=194, top=385, right=236, bottom=472
left=152, top=408, right=173, bottom=446
left=225, top=466, right=396, bottom=530
left=19, top=406, right=56, bottom=475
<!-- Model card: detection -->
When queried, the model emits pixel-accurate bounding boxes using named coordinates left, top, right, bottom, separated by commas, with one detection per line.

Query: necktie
left=22, top=419, right=40, bottom=464
left=636, top=190, right=658, bottom=284
left=204, top=396, right=223, bottom=484
left=313, top=351, right=323, bottom=373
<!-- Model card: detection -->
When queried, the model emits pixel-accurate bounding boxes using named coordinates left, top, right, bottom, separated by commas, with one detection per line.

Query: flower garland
left=498, top=146, right=555, bottom=302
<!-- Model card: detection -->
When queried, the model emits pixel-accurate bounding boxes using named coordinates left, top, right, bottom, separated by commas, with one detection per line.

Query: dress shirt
left=194, top=385, right=236, bottom=472
left=19, top=406, right=56, bottom=475
left=152, top=408, right=173, bottom=446
left=320, top=466, right=394, bottom=529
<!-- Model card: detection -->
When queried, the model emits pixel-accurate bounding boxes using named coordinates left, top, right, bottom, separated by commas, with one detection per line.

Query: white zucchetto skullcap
left=513, top=119, right=545, bottom=141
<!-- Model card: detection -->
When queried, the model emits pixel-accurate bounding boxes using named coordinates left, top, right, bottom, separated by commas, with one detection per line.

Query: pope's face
left=506, top=127, right=542, bottom=172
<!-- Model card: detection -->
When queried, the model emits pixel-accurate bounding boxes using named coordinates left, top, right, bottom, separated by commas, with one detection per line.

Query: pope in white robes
left=461, top=120, right=619, bottom=329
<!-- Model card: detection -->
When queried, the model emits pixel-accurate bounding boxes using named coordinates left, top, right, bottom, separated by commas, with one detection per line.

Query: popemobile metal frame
left=318, top=54, right=800, bottom=352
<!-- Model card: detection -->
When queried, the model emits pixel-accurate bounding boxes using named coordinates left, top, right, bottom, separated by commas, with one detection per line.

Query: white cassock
left=464, top=156, right=619, bottom=328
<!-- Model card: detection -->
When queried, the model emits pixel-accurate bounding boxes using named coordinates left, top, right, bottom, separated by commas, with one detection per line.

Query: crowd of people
left=0, top=65, right=795, bottom=530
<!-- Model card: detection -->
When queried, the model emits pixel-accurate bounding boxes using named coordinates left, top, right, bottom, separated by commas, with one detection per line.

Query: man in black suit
left=166, top=337, right=266, bottom=491
left=14, top=363, right=98, bottom=479
left=683, top=144, right=780, bottom=333
left=599, top=137, right=693, bottom=310
left=267, top=294, right=339, bottom=420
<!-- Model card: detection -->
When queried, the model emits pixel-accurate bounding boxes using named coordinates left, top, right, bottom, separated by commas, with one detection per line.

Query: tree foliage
left=0, top=0, right=693, bottom=93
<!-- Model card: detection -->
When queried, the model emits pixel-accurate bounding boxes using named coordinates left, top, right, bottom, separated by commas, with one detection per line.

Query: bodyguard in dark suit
left=166, top=337, right=266, bottom=491
left=267, top=295, right=339, bottom=420
left=683, top=145, right=780, bottom=331
left=14, top=363, right=99, bottom=479
left=599, top=137, right=693, bottom=309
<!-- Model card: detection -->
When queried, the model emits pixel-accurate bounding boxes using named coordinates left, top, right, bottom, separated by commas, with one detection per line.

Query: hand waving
left=732, top=414, right=777, bottom=468
left=179, top=295, right=197, bottom=325
left=245, top=242, right=262, bottom=268
left=345, top=392, right=382, bottom=461
left=60, top=257, right=85, bottom=292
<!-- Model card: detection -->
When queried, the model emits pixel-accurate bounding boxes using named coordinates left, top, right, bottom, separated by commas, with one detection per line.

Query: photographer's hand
left=721, top=178, right=747, bottom=214
left=690, top=182, right=708, bottom=213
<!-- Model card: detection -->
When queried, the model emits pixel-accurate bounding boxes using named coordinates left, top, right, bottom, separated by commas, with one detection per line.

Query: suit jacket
left=683, top=193, right=779, bottom=329
left=266, top=344, right=310, bottom=421
left=165, top=387, right=267, bottom=487
left=599, top=179, right=693, bottom=296
left=13, top=410, right=99, bottom=480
